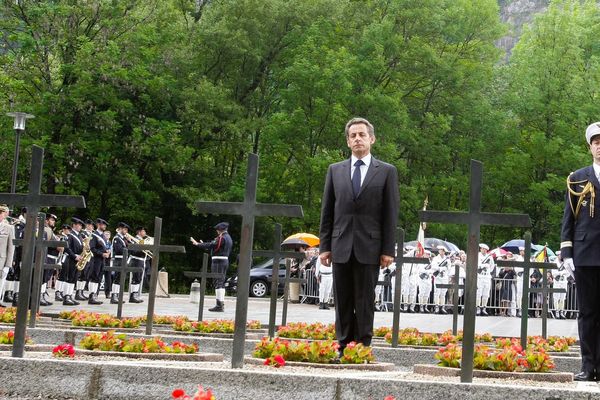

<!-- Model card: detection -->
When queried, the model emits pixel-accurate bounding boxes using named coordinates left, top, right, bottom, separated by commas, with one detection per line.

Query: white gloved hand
left=563, top=258, right=575, bottom=280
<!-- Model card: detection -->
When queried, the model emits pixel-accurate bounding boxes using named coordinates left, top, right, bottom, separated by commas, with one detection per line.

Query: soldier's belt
left=129, top=256, right=146, bottom=261
left=211, top=256, right=229, bottom=260
left=46, top=255, right=58, bottom=261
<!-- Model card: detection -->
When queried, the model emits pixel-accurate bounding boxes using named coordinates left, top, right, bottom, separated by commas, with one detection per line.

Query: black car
left=224, top=258, right=286, bottom=297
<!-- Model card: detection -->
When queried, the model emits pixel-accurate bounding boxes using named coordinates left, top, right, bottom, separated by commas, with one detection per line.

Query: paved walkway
left=39, top=291, right=579, bottom=338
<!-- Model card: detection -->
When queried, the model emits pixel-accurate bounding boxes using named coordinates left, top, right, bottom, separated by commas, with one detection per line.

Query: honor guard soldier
left=87, top=218, right=110, bottom=305
left=74, top=218, right=95, bottom=300
left=416, top=251, right=434, bottom=313
left=552, top=251, right=569, bottom=319
left=191, top=222, right=233, bottom=312
left=62, top=217, right=85, bottom=306
left=41, top=213, right=60, bottom=306
left=560, top=122, right=600, bottom=381
left=127, top=226, right=148, bottom=303
left=0, top=205, right=15, bottom=308
left=109, top=222, right=132, bottom=304
left=54, top=224, right=71, bottom=301
left=476, top=244, right=495, bottom=316
left=3, top=208, right=24, bottom=305
left=432, top=245, right=451, bottom=314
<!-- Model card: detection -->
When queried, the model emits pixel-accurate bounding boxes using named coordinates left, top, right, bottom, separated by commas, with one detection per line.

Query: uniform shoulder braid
left=567, top=170, right=595, bottom=219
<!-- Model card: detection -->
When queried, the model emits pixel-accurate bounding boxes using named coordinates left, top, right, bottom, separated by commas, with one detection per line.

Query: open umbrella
left=281, top=237, right=309, bottom=249
left=489, top=247, right=510, bottom=259
left=284, top=233, right=319, bottom=247
left=404, top=238, right=460, bottom=253
left=500, top=239, right=556, bottom=257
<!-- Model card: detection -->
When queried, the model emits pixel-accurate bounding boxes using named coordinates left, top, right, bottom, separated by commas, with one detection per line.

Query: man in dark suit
left=561, top=122, right=600, bottom=381
left=319, top=117, right=399, bottom=351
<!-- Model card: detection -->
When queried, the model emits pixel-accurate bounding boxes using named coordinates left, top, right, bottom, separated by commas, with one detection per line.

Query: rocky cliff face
left=497, top=0, right=550, bottom=57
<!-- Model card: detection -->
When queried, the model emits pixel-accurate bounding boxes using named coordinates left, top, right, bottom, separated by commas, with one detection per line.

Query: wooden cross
left=436, top=263, right=465, bottom=335
left=27, top=213, right=67, bottom=328
left=496, top=232, right=563, bottom=346
left=391, top=228, right=430, bottom=348
left=252, top=223, right=305, bottom=338
left=196, top=153, right=303, bottom=368
left=0, top=145, right=85, bottom=358
left=183, top=253, right=225, bottom=321
left=103, top=247, right=145, bottom=319
left=126, top=217, right=186, bottom=335
left=419, top=160, right=531, bottom=383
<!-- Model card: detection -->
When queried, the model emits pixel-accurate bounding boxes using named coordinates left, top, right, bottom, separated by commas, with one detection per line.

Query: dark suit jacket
left=319, top=156, right=399, bottom=265
left=560, top=165, right=600, bottom=266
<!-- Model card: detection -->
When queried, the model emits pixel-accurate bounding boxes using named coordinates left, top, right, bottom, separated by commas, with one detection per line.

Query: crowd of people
left=0, top=206, right=152, bottom=307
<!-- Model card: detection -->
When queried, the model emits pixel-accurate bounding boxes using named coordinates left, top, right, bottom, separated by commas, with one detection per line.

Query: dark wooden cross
left=436, top=262, right=465, bottom=335
left=183, top=253, right=225, bottom=321
left=278, top=257, right=308, bottom=327
left=419, top=159, right=531, bottom=383
left=496, top=232, right=563, bottom=346
left=0, top=145, right=85, bottom=358
left=391, top=228, right=430, bottom=348
left=126, top=217, right=186, bottom=335
left=196, top=153, right=303, bottom=368
left=27, top=212, right=67, bottom=328
left=104, top=247, right=144, bottom=319
left=252, top=223, right=305, bottom=338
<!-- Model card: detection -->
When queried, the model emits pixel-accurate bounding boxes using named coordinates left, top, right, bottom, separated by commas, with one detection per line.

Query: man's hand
left=190, top=237, right=199, bottom=246
left=319, top=251, right=331, bottom=266
left=75, top=255, right=82, bottom=261
left=380, top=255, right=394, bottom=268
left=102, top=252, right=110, bottom=259
left=563, top=258, right=575, bottom=280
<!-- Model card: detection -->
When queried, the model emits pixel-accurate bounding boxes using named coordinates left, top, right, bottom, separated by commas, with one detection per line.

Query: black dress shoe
left=574, top=371, right=595, bottom=381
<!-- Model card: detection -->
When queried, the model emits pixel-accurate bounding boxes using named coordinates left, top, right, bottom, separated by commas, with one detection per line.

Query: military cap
left=117, top=222, right=131, bottom=230
left=0, top=204, right=9, bottom=213
left=479, top=243, right=489, bottom=251
left=72, top=217, right=84, bottom=225
left=214, top=222, right=229, bottom=230
left=85, top=219, right=94, bottom=225
left=96, top=218, right=108, bottom=226
left=436, top=245, right=446, bottom=251
left=46, top=213, right=58, bottom=220
left=586, top=122, right=600, bottom=144
left=61, top=224, right=71, bottom=230
left=135, top=226, right=146, bottom=233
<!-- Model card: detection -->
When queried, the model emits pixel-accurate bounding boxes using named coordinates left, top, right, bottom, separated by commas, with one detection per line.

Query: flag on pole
left=416, top=197, right=428, bottom=257
left=535, top=245, right=548, bottom=262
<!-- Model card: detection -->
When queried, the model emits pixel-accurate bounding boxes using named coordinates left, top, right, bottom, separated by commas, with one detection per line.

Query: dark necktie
left=352, top=159, right=364, bottom=198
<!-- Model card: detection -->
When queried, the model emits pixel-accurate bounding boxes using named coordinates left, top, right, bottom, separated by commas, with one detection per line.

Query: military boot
left=88, top=293, right=103, bottom=305
left=129, top=292, right=143, bottom=304
left=110, top=293, right=120, bottom=304
left=209, top=300, right=224, bottom=312
left=62, top=295, right=77, bottom=306
left=75, top=290, right=88, bottom=301
left=54, top=291, right=64, bottom=302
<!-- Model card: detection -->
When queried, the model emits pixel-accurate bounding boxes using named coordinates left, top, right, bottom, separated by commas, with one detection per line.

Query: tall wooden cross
left=496, top=232, right=562, bottom=346
left=252, top=224, right=305, bottom=338
left=183, top=253, right=225, bottom=321
left=27, top=213, right=67, bottom=328
left=126, top=217, right=186, bottom=335
left=0, top=145, right=85, bottom=358
left=196, top=153, right=303, bottom=368
left=391, top=228, right=429, bottom=348
left=419, top=159, right=530, bottom=383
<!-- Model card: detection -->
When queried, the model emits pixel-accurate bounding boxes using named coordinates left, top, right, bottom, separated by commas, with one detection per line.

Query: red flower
left=273, top=355, right=286, bottom=367
left=263, top=357, right=271, bottom=365
left=172, top=389, right=187, bottom=399
left=52, top=343, right=75, bottom=358
left=384, top=396, right=396, bottom=400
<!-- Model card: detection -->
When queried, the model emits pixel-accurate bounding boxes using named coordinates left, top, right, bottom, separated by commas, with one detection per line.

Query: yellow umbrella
left=284, top=232, right=320, bottom=247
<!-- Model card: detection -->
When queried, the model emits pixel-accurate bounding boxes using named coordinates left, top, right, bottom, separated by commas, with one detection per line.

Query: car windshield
left=252, top=258, right=285, bottom=270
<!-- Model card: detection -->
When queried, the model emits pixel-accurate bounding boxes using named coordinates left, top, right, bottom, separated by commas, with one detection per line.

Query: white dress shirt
left=350, top=153, right=371, bottom=186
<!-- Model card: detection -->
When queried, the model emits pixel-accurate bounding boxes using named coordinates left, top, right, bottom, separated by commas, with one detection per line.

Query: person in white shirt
left=432, top=245, right=450, bottom=314
left=552, top=251, right=569, bottom=319
left=476, top=243, right=495, bottom=316
left=315, top=255, right=333, bottom=309
left=417, top=251, right=433, bottom=313
left=513, top=246, right=526, bottom=317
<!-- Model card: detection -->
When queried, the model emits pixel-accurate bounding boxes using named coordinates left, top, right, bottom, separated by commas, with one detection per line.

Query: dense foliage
left=0, top=0, right=597, bottom=291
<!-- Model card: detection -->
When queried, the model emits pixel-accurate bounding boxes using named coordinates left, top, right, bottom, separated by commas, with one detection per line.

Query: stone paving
left=38, top=291, right=579, bottom=338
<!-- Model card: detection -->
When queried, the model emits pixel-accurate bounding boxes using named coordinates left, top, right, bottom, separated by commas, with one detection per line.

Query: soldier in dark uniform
left=127, top=226, right=148, bottom=303
left=87, top=218, right=110, bottom=305
left=74, top=219, right=95, bottom=301
left=54, top=224, right=71, bottom=301
left=560, top=122, right=600, bottom=381
left=40, top=213, right=60, bottom=306
left=5, top=208, right=26, bottom=306
left=62, top=217, right=85, bottom=306
left=191, top=222, right=233, bottom=312
left=109, top=222, right=133, bottom=304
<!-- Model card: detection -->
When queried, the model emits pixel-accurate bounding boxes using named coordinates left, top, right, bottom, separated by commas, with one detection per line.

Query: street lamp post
left=6, top=112, right=34, bottom=195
